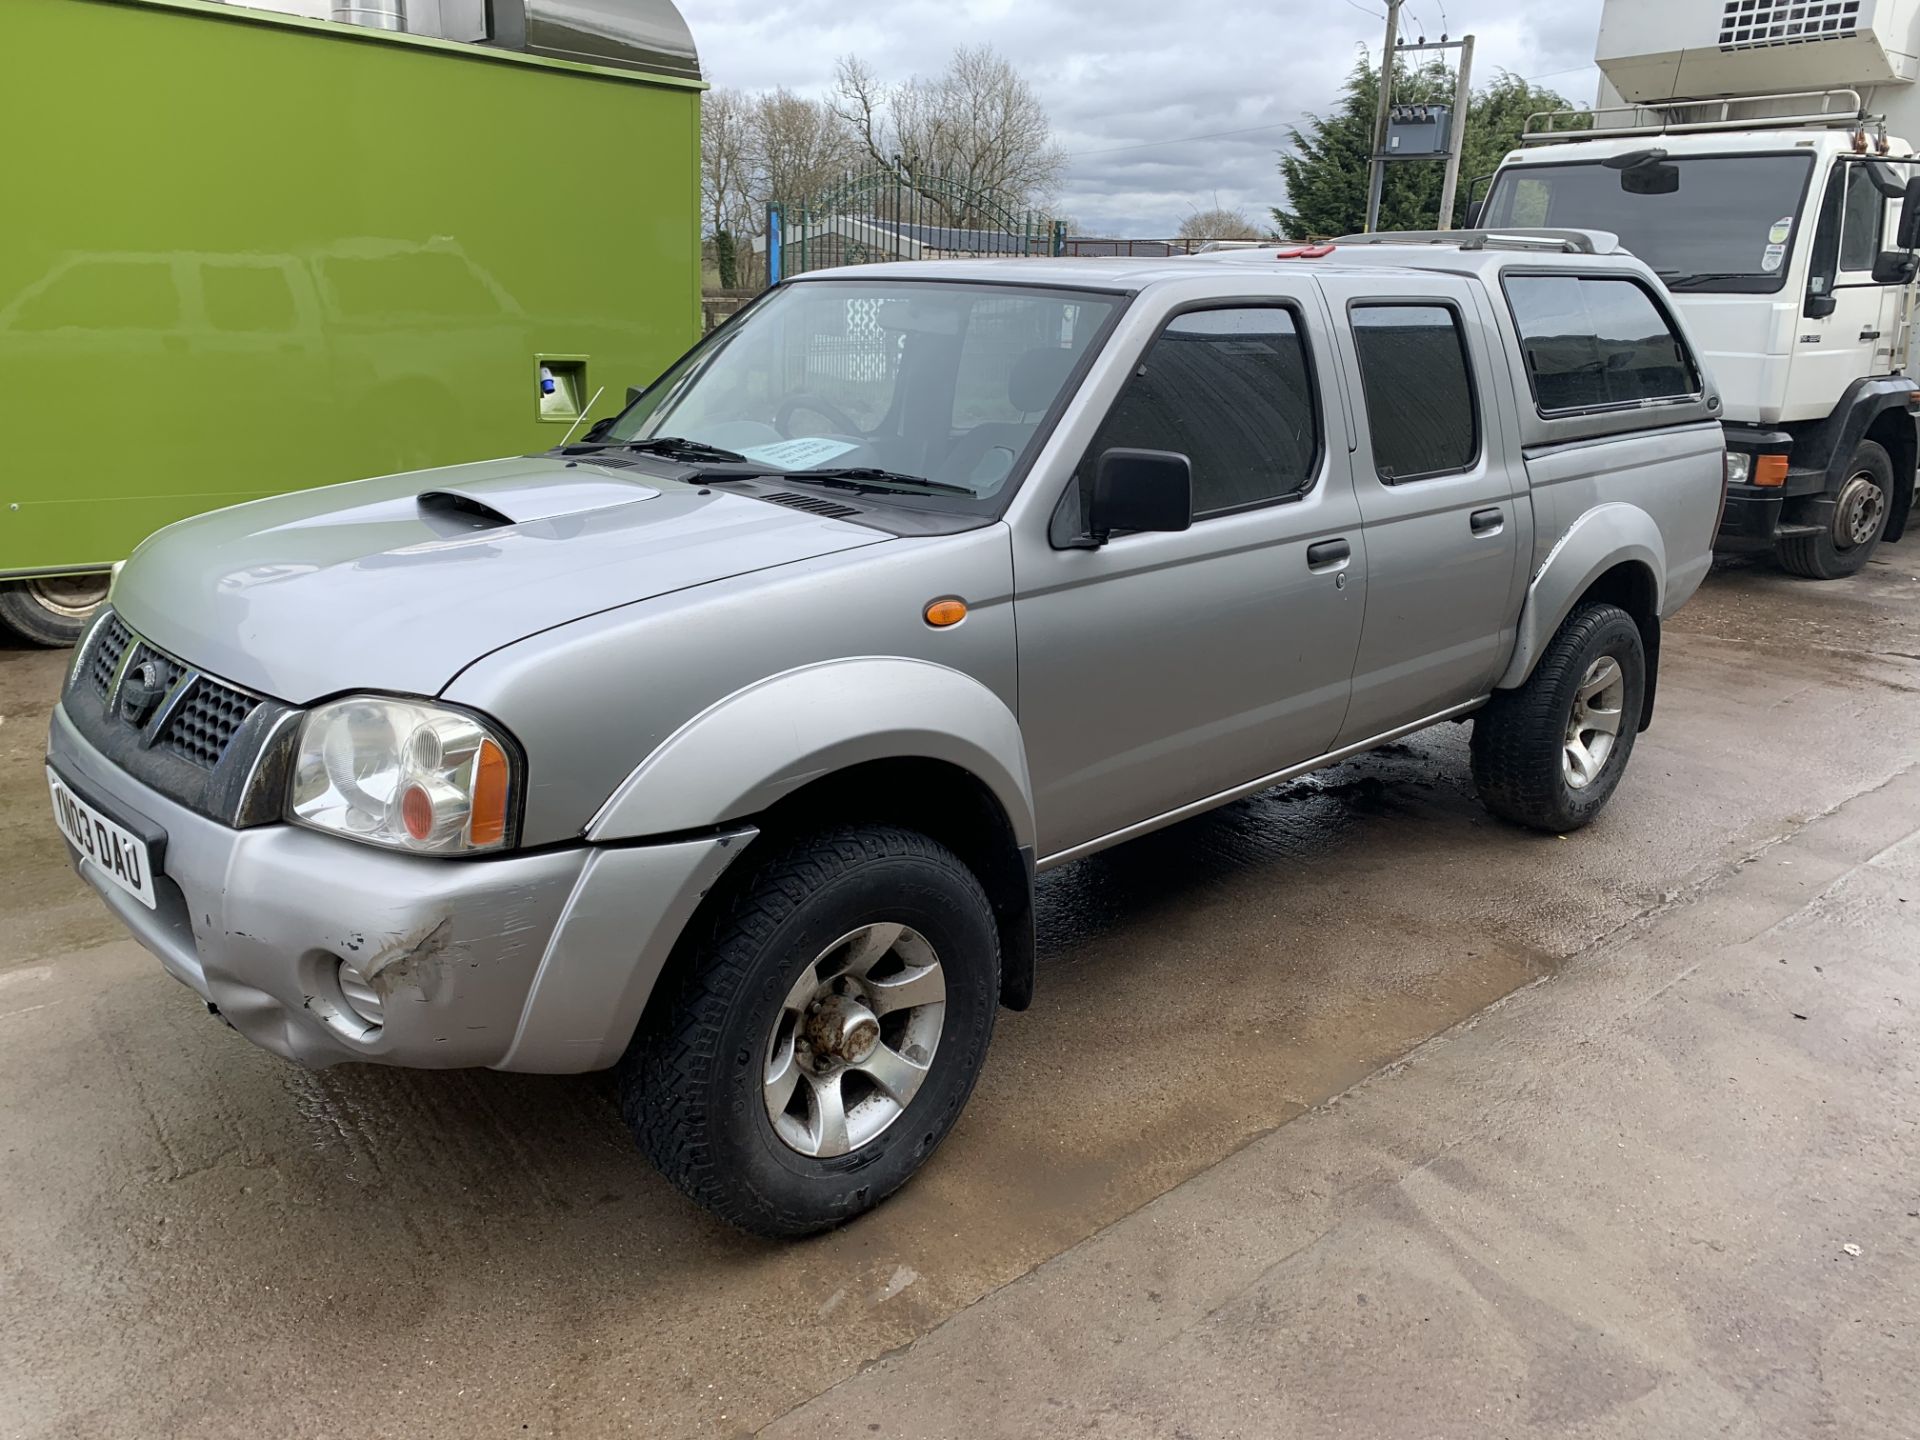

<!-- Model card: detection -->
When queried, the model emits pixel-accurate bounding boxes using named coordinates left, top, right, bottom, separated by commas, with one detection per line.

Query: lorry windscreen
left=1482, top=153, right=1815, bottom=293
left=602, top=279, right=1122, bottom=515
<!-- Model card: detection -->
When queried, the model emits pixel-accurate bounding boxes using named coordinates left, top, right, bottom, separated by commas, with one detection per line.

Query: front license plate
left=48, top=767, right=158, bottom=910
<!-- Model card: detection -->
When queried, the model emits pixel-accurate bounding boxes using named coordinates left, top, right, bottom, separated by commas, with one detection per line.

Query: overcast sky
left=694, top=0, right=1607, bottom=235
left=248, top=0, right=1605, bottom=236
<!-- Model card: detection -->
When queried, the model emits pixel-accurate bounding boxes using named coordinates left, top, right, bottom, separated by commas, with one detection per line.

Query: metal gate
left=768, top=162, right=1054, bottom=281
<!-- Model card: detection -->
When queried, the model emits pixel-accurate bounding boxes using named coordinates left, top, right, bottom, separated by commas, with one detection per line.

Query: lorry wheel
left=620, top=825, right=999, bottom=1237
left=1777, top=440, right=1892, bottom=580
left=0, top=575, right=111, bottom=647
left=1470, top=602, right=1646, bottom=834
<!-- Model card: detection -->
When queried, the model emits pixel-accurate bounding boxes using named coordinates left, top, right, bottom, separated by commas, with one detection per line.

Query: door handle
left=1470, top=507, right=1506, bottom=537
left=1306, top=538, right=1351, bottom=571
left=1860, top=328, right=1883, bottom=342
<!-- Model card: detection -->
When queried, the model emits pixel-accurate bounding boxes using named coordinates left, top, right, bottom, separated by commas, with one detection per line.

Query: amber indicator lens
left=1754, top=455, right=1789, bottom=487
left=923, top=598, right=968, bottom=627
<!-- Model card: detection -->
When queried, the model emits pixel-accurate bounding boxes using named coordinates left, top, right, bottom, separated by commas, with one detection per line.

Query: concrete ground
left=2, top=547, right=1917, bottom=1439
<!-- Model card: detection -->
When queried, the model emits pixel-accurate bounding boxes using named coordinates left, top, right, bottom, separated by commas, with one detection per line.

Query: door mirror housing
left=1872, top=250, right=1920, bottom=285
left=1088, top=448, right=1193, bottom=544
left=1463, top=199, right=1483, bottom=228
left=626, top=384, right=647, bottom=406
left=1896, top=176, right=1920, bottom=250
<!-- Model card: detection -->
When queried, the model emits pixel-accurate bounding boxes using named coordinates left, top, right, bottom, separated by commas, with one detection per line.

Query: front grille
left=88, top=613, right=133, bottom=700
left=763, top=490, right=861, bottom=519
left=159, top=676, right=259, bottom=770
left=61, top=608, right=294, bottom=829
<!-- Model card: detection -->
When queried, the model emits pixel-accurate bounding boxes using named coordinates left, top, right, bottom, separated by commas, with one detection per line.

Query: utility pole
left=1435, top=34, right=1476, bottom=230
left=1364, top=0, right=1401, bottom=233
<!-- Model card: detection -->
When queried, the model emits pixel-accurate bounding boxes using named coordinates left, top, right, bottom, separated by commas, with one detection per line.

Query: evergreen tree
left=1273, top=59, right=1580, bottom=238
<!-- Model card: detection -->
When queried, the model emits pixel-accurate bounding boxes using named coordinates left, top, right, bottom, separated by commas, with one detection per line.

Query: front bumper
left=49, top=703, right=752, bottom=1072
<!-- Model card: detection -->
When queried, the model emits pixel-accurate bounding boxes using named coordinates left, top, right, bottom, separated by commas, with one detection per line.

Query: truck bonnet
left=106, top=456, right=887, bottom=703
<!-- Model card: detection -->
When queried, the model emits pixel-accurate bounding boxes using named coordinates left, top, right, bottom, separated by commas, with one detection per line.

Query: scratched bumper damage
left=47, top=704, right=750, bottom=1072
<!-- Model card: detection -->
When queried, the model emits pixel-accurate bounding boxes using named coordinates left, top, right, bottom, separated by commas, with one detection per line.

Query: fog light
left=337, top=957, right=385, bottom=1027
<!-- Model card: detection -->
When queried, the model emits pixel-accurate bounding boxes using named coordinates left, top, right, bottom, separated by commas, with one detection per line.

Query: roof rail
left=1332, top=228, right=1620, bottom=255
left=1523, top=89, right=1868, bottom=143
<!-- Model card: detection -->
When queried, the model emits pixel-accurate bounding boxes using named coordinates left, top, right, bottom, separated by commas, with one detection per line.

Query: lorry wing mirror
left=1463, top=200, right=1483, bottom=228
left=1089, top=448, right=1192, bottom=544
left=1872, top=251, right=1919, bottom=285
left=1896, top=177, right=1920, bottom=250
left=626, top=384, right=648, bottom=406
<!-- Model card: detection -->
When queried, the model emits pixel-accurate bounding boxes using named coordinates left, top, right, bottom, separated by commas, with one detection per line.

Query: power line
left=1340, top=0, right=1386, bottom=19
left=1063, top=121, right=1297, bottom=159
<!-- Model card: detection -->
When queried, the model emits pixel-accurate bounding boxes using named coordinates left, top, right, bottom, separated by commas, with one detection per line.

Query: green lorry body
left=2, top=0, right=702, bottom=581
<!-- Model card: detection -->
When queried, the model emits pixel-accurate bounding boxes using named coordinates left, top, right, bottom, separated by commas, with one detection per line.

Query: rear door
left=1316, top=275, right=1529, bottom=744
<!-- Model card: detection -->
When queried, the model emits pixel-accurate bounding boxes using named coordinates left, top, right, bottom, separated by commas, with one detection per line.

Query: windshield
left=1482, top=153, right=1815, bottom=292
left=602, top=279, right=1121, bottom=513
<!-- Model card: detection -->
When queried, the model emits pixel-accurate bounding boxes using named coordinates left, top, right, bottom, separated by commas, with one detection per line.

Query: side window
left=1839, top=163, right=1885, bottom=273
left=1349, top=303, right=1478, bottom=481
left=1506, top=274, right=1699, bottom=415
left=1076, top=307, right=1319, bottom=521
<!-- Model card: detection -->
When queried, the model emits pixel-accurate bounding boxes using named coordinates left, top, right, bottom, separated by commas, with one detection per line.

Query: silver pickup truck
left=48, top=233, right=1724, bottom=1235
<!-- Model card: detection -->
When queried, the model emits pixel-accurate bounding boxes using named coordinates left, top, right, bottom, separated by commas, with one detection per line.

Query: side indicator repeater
left=924, top=598, right=968, bottom=628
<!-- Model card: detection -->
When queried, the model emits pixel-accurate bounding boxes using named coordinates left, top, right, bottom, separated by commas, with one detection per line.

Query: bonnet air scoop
left=416, top=471, right=662, bottom=528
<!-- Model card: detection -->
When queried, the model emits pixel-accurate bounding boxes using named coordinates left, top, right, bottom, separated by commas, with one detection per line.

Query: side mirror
left=1805, top=292, right=1838, bottom=320
left=626, top=384, right=647, bottom=406
left=1089, top=448, right=1192, bottom=544
left=1463, top=200, right=1483, bottom=228
left=1873, top=250, right=1920, bottom=285
left=1897, top=176, right=1920, bottom=250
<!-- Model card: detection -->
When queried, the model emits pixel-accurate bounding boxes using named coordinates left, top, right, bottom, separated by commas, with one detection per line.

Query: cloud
left=696, top=0, right=1605, bottom=234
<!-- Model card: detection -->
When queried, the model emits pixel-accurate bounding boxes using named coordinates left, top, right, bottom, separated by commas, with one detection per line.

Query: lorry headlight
left=287, top=697, right=517, bottom=854
left=1724, top=451, right=1752, bottom=486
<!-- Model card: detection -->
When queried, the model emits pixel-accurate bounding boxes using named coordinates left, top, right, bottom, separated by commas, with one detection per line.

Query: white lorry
left=1474, top=0, right=1920, bottom=577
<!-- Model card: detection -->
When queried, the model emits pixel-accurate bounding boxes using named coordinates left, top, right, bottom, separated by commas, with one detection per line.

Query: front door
left=1315, top=277, right=1527, bottom=743
left=1013, top=301, right=1365, bottom=862
left=1798, top=157, right=1909, bottom=413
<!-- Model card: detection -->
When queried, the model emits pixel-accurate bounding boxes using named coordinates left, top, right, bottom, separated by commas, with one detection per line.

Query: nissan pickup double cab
left=47, top=234, right=1724, bottom=1235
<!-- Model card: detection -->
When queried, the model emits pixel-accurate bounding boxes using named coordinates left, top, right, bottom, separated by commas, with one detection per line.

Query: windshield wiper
left=1658, top=271, right=1764, bottom=291
left=784, top=467, right=977, bottom=497
left=621, top=435, right=749, bottom=462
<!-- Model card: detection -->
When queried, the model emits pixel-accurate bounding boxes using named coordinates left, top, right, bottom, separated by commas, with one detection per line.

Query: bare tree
left=833, top=46, right=1064, bottom=222
left=701, top=89, right=755, bottom=284
left=751, top=88, right=860, bottom=209
left=1177, top=205, right=1265, bottom=241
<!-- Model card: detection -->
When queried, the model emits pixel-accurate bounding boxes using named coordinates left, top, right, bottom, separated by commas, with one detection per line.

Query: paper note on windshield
left=740, top=438, right=859, bottom=470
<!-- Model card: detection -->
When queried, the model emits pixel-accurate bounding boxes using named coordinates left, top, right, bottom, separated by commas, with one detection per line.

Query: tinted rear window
left=1505, top=275, right=1698, bottom=415
left=1350, top=304, right=1478, bottom=480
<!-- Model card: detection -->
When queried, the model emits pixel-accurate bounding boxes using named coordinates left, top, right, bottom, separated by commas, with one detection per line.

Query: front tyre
left=1471, top=602, right=1647, bottom=833
left=1776, top=439, right=1892, bottom=580
left=620, top=825, right=999, bottom=1238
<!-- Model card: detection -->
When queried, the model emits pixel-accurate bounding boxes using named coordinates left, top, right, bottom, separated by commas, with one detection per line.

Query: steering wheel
left=774, top=392, right=862, bottom=439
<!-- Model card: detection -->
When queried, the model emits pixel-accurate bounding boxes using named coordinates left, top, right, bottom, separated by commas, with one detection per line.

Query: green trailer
left=1, top=0, right=703, bottom=643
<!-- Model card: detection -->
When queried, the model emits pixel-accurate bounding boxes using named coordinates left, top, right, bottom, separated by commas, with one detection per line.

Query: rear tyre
left=0, top=576, right=110, bottom=647
left=1471, top=602, right=1646, bottom=833
left=1776, top=439, right=1892, bottom=580
left=620, top=825, right=999, bottom=1238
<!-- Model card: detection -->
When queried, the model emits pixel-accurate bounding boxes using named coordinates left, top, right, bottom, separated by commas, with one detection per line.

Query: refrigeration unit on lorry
left=0, top=0, right=703, bottom=643
left=1475, top=0, right=1920, bottom=577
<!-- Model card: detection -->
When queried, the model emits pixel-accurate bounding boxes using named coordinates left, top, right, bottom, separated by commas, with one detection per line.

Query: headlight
left=1724, top=450, right=1752, bottom=486
left=287, top=696, right=518, bottom=854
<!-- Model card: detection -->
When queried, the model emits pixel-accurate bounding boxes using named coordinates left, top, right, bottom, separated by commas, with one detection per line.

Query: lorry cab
left=1474, top=0, right=1920, bottom=578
